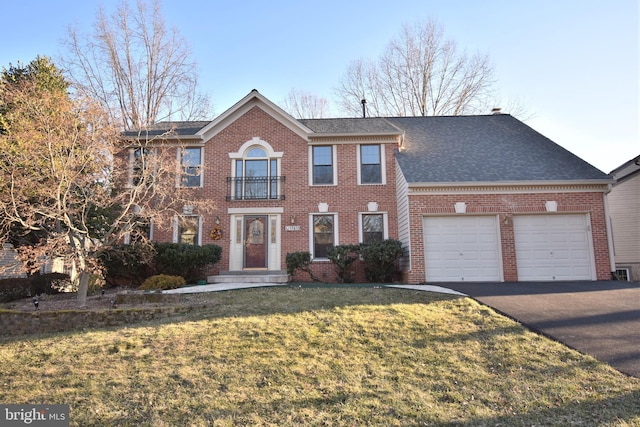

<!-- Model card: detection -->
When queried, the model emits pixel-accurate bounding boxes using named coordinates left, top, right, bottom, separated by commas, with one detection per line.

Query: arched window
left=229, top=138, right=283, bottom=200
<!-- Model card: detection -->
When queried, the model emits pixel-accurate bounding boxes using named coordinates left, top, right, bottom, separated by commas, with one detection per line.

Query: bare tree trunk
left=76, top=270, right=91, bottom=308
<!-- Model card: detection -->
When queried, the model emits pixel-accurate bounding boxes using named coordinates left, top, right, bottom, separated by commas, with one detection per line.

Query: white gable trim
left=198, top=90, right=312, bottom=141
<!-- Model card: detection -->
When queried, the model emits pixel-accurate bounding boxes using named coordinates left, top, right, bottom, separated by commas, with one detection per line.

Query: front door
left=244, top=215, right=268, bottom=269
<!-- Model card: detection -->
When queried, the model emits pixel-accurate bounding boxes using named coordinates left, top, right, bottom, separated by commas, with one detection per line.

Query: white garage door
left=513, top=214, right=595, bottom=281
left=423, top=216, right=502, bottom=282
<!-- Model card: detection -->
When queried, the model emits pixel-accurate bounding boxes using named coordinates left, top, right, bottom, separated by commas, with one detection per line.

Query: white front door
left=228, top=210, right=282, bottom=272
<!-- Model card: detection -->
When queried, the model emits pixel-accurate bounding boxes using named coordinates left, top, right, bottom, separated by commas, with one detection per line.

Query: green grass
left=1, top=287, right=638, bottom=426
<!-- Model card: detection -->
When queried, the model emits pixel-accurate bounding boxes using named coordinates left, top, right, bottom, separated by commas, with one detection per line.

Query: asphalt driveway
left=436, top=281, right=640, bottom=378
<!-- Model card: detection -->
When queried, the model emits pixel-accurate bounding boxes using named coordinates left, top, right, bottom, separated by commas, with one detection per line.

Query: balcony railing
left=226, top=176, right=285, bottom=201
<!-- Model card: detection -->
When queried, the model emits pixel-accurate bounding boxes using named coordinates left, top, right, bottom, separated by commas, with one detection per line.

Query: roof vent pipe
left=361, top=99, right=367, bottom=118
left=491, top=107, right=502, bottom=115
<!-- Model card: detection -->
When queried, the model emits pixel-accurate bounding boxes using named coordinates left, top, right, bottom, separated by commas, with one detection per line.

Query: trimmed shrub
left=99, top=244, right=154, bottom=288
left=327, top=244, right=360, bottom=283
left=152, top=243, right=222, bottom=283
left=286, top=251, right=321, bottom=282
left=29, top=273, right=72, bottom=296
left=0, top=277, right=31, bottom=302
left=138, top=274, right=186, bottom=291
left=359, top=239, right=405, bottom=283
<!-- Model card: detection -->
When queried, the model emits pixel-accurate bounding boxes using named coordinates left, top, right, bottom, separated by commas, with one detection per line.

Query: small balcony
left=226, top=176, right=285, bottom=201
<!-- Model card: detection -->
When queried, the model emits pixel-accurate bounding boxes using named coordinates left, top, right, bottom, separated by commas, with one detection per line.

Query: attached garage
left=513, top=214, right=596, bottom=281
left=423, top=216, right=502, bottom=282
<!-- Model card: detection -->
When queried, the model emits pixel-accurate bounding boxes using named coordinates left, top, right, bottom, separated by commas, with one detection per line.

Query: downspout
left=603, top=184, right=616, bottom=277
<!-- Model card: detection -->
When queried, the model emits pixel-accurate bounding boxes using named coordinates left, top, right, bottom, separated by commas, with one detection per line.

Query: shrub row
left=100, top=243, right=222, bottom=288
left=287, top=239, right=405, bottom=283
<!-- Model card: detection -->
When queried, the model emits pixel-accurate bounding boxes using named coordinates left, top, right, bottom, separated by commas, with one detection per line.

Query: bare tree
left=335, top=20, right=495, bottom=117
left=280, top=89, right=331, bottom=119
left=61, top=0, right=212, bottom=130
left=0, top=59, right=211, bottom=307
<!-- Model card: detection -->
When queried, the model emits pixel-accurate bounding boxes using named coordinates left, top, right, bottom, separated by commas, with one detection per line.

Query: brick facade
left=404, top=190, right=611, bottom=283
left=130, top=91, right=613, bottom=284
left=152, top=106, right=399, bottom=282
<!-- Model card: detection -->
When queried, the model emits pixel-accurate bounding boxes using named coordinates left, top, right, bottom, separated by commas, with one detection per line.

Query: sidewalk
left=164, top=282, right=466, bottom=296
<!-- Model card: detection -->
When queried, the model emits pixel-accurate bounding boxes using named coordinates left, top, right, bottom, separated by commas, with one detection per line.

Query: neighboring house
left=0, top=243, right=68, bottom=280
left=123, top=90, right=614, bottom=284
left=0, top=244, right=27, bottom=279
left=608, top=155, right=640, bottom=281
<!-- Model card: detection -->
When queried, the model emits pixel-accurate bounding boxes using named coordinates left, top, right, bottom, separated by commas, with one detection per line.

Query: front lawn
left=0, top=287, right=638, bottom=426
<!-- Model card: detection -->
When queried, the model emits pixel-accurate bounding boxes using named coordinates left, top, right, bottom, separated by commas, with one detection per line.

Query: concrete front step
left=208, top=271, right=290, bottom=284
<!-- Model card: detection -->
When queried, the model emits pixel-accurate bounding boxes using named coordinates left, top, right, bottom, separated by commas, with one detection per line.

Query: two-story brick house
left=124, top=90, right=615, bottom=284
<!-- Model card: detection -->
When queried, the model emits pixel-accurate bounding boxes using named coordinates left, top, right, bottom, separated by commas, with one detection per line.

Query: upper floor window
left=180, top=147, right=202, bottom=187
left=130, top=147, right=152, bottom=186
left=312, top=146, right=334, bottom=185
left=359, top=144, right=382, bottom=184
left=233, top=148, right=279, bottom=200
left=229, top=139, right=284, bottom=201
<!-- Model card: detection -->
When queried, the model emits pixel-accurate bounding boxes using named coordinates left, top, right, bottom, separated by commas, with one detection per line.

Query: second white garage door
left=423, top=216, right=502, bottom=282
left=513, top=214, right=595, bottom=281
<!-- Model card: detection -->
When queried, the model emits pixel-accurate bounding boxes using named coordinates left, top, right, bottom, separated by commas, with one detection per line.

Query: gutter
left=603, top=184, right=617, bottom=274
left=407, top=179, right=615, bottom=188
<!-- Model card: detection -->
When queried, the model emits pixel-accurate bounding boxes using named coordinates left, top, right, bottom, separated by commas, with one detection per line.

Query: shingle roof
left=123, top=110, right=610, bottom=184
left=387, top=114, right=611, bottom=183
left=299, top=118, right=401, bottom=134
left=122, top=121, right=211, bottom=137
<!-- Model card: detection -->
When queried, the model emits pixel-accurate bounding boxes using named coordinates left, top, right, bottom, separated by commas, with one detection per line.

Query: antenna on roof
left=361, top=98, right=367, bottom=118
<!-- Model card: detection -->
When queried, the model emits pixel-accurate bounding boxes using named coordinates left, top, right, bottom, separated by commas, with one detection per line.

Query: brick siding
left=405, top=191, right=611, bottom=283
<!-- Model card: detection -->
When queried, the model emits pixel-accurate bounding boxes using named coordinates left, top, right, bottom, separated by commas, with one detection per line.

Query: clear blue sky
left=1, top=0, right=637, bottom=173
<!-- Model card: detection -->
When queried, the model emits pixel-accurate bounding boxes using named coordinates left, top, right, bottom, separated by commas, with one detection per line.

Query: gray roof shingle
left=123, top=112, right=610, bottom=184
left=299, top=118, right=401, bottom=134
left=387, top=114, right=610, bottom=183
left=122, top=121, right=211, bottom=137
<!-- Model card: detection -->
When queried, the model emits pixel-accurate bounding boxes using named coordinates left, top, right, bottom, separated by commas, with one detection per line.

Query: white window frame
left=357, top=144, right=386, bottom=185
left=177, top=146, right=204, bottom=188
left=124, top=217, right=154, bottom=244
left=615, top=268, right=631, bottom=281
left=229, top=138, right=283, bottom=200
left=309, top=213, right=339, bottom=259
left=358, top=212, right=389, bottom=243
left=128, top=146, right=155, bottom=187
left=173, top=215, right=202, bottom=246
left=309, top=145, right=338, bottom=186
